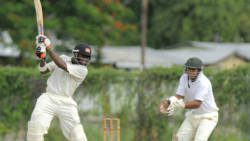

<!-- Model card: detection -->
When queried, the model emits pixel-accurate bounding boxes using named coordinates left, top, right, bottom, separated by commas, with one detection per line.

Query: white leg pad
left=70, top=124, right=88, bottom=141
left=27, top=121, right=46, bottom=141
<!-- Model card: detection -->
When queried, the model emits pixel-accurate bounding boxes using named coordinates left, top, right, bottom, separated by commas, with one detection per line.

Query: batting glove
left=36, top=34, right=52, bottom=50
left=35, top=44, right=46, bottom=60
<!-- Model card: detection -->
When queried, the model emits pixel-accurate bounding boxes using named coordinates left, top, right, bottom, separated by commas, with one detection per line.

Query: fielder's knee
left=70, top=124, right=88, bottom=141
left=27, top=121, right=46, bottom=141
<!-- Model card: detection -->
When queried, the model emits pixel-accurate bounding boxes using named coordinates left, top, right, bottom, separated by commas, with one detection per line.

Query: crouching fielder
left=27, top=35, right=91, bottom=141
left=160, top=57, right=219, bottom=141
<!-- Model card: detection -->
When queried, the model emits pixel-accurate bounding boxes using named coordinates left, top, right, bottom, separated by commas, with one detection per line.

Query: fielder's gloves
left=166, top=103, right=175, bottom=116
left=160, top=99, right=170, bottom=114
left=166, top=96, right=185, bottom=116
left=36, top=34, right=52, bottom=50
left=159, top=96, right=178, bottom=116
left=173, top=99, right=185, bottom=109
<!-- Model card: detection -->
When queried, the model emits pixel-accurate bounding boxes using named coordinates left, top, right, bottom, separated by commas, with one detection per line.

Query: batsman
left=160, top=57, right=219, bottom=141
left=26, top=34, right=91, bottom=141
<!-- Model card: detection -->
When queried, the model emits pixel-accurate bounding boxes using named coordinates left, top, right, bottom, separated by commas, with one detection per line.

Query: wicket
left=103, top=117, right=120, bottom=141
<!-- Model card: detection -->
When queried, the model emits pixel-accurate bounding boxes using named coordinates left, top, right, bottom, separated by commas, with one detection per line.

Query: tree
left=0, top=0, right=139, bottom=66
left=129, top=0, right=250, bottom=48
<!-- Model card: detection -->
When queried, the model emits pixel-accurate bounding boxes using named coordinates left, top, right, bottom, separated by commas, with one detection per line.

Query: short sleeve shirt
left=45, top=55, right=88, bottom=97
left=176, top=72, right=219, bottom=114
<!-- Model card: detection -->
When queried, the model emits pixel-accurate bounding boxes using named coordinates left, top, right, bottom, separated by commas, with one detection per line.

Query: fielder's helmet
left=185, top=57, right=203, bottom=70
left=185, top=57, right=203, bottom=83
left=72, top=43, right=91, bottom=65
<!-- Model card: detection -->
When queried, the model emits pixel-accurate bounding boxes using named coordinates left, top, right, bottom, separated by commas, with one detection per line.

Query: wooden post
left=140, top=0, right=148, bottom=71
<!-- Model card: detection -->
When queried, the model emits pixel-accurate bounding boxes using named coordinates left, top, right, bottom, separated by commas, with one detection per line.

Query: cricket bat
left=34, top=0, right=44, bottom=35
left=34, top=0, right=45, bottom=59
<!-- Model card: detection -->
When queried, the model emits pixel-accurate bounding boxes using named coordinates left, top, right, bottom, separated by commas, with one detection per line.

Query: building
left=100, top=41, right=250, bottom=69
left=0, top=30, right=20, bottom=65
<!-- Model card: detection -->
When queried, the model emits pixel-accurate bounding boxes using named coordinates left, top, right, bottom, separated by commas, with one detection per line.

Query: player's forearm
left=47, top=48, right=68, bottom=71
left=185, top=100, right=202, bottom=109
left=175, top=95, right=201, bottom=109
left=176, top=95, right=184, bottom=100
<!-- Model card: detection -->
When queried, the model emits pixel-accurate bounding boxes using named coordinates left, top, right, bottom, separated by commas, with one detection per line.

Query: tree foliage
left=2, top=0, right=250, bottom=63
left=128, top=0, right=250, bottom=48
left=0, top=0, right=139, bottom=65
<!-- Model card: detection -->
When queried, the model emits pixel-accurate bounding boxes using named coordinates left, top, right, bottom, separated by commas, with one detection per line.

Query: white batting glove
left=36, top=34, right=52, bottom=49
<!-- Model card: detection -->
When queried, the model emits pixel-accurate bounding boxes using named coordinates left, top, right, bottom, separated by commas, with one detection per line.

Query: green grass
left=210, top=126, right=249, bottom=141
left=44, top=118, right=249, bottom=141
left=44, top=118, right=136, bottom=141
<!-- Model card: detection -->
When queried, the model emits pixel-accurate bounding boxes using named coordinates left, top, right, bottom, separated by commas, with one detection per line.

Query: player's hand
left=35, top=44, right=46, bottom=60
left=36, top=34, right=52, bottom=50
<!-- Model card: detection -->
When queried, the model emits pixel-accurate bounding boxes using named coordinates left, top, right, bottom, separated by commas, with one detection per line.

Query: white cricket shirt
left=44, top=55, right=88, bottom=97
left=176, top=72, right=219, bottom=114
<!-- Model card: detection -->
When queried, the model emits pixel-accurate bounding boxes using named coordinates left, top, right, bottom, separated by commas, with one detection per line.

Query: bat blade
left=34, top=0, right=44, bottom=35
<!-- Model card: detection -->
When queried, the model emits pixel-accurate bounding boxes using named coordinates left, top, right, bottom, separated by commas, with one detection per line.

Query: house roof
left=0, top=31, right=20, bottom=58
left=101, top=46, right=171, bottom=68
left=0, top=44, right=20, bottom=58
left=192, top=41, right=250, bottom=61
left=101, top=42, right=250, bottom=69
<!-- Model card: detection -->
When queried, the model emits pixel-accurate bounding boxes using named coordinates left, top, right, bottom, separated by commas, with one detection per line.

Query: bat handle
left=38, top=24, right=44, bottom=35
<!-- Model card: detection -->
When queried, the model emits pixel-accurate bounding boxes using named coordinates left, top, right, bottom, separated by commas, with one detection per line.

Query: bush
left=1, top=65, right=250, bottom=140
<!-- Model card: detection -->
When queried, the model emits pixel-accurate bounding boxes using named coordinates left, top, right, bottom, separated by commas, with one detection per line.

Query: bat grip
left=39, top=24, right=44, bottom=35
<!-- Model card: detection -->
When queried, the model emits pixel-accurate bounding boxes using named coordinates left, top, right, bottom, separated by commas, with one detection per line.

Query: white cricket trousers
left=173, top=111, right=218, bottom=141
left=27, top=93, right=87, bottom=141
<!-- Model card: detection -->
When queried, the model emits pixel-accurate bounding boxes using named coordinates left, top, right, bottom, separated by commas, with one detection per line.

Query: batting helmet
left=71, top=43, right=91, bottom=65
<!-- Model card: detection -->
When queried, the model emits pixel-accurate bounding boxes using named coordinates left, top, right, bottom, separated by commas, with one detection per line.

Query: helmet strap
left=71, top=57, right=90, bottom=66
left=71, top=57, right=80, bottom=65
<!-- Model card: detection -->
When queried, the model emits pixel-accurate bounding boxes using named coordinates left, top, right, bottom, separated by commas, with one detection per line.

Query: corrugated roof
left=0, top=31, right=20, bottom=58
left=0, top=44, right=20, bottom=57
left=101, top=42, right=250, bottom=69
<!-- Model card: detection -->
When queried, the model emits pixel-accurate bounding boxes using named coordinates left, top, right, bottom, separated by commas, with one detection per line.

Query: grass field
left=44, top=118, right=249, bottom=141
